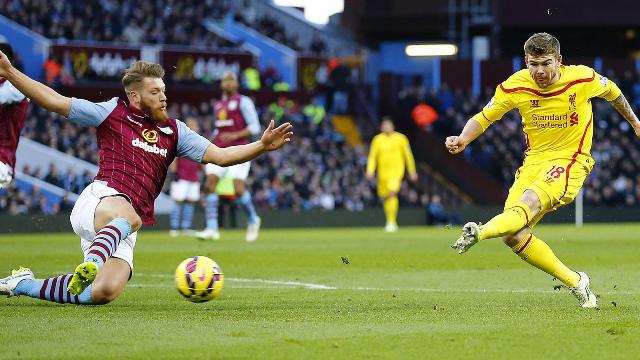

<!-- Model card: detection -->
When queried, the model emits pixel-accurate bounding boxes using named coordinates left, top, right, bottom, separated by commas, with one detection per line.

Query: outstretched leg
left=452, top=190, right=540, bottom=253
left=2, top=258, right=130, bottom=305
left=68, top=194, right=140, bottom=295
left=505, top=227, right=597, bottom=308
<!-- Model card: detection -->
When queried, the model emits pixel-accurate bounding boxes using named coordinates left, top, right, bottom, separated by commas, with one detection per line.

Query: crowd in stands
left=396, top=68, right=640, bottom=208
left=0, top=0, right=329, bottom=54
left=0, top=181, right=75, bottom=216
left=0, top=0, right=236, bottom=48
left=8, top=97, right=437, bottom=216
left=231, top=1, right=329, bottom=55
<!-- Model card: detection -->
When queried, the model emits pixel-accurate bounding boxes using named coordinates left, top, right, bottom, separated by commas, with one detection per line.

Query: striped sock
left=181, top=203, right=195, bottom=230
left=14, top=275, right=93, bottom=304
left=170, top=203, right=182, bottom=230
left=205, top=194, right=219, bottom=231
left=238, top=192, right=258, bottom=224
left=84, top=218, right=132, bottom=268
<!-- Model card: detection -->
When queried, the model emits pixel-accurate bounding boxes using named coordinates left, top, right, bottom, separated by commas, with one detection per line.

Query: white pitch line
left=132, top=274, right=639, bottom=295
left=135, top=273, right=336, bottom=290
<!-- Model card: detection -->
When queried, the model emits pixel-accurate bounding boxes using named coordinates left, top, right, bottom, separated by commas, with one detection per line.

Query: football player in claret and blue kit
left=0, top=54, right=293, bottom=305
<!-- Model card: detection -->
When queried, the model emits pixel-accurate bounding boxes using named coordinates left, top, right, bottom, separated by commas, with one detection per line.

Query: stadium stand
left=0, top=0, right=236, bottom=48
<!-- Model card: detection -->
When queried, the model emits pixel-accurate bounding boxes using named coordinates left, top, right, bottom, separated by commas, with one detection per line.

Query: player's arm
left=0, top=50, right=71, bottom=116
left=177, top=119, right=292, bottom=167
left=609, top=94, right=640, bottom=135
left=402, top=137, right=418, bottom=181
left=587, top=71, right=640, bottom=136
left=446, top=85, right=514, bottom=155
left=365, top=138, right=378, bottom=180
left=445, top=119, right=485, bottom=154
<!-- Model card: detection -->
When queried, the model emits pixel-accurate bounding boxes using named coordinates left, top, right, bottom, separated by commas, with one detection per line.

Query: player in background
left=0, top=55, right=292, bottom=305
left=366, top=117, right=418, bottom=232
left=169, top=117, right=202, bottom=237
left=0, top=43, right=29, bottom=189
left=196, top=71, right=262, bottom=242
left=447, top=33, right=640, bottom=308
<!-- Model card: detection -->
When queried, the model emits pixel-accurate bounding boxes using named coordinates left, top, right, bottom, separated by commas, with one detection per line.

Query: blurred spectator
left=425, top=194, right=459, bottom=225
left=0, top=182, right=74, bottom=215
left=43, top=54, right=63, bottom=87
left=0, top=0, right=237, bottom=48
left=310, top=33, right=328, bottom=55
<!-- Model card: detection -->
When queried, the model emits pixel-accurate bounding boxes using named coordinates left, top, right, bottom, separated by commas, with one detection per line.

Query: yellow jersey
left=472, top=65, right=621, bottom=164
left=366, top=132, right=416, bottom=179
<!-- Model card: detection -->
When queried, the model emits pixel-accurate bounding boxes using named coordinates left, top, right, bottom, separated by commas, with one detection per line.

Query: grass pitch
left=1, top=224, right=639, bottom=359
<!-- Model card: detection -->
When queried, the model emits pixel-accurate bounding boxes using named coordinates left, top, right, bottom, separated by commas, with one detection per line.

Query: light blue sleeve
left=240, top=95, right=261, bottom=135
left=67, top=97, right=118, bottom=127
left=0, top=81, right=26, bottom=104
left=176, top=119, right=211, bottom=163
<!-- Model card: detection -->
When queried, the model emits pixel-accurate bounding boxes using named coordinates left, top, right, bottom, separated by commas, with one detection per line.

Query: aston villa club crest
left=142, top=129, right=158, bottom=143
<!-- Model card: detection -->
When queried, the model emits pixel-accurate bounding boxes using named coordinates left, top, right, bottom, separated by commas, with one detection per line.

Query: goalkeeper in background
left=366, top=117, right=418, bottom=232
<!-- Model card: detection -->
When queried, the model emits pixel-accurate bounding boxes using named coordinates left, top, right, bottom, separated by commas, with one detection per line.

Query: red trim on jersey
left=555, top=116, right=593, bottom=207
left=515, top=234, right=533, bottom=254
left=499, top=72, right=595, bottom=98
left=481, top=110, right=491, bottom=122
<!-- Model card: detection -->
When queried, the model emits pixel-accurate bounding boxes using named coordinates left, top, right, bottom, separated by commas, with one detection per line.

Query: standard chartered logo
left=131, top=138, right=168, bottom=157
left=531, top=113, right=569, bottom=129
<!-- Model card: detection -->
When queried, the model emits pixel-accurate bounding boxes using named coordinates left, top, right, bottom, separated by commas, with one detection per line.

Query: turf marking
left=132, top=274, right=636, bottom=294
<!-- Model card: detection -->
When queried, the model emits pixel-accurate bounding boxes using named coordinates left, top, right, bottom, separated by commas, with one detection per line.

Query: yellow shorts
left=505, top=156, right=593, bottom=227
left=377, top=177, right=402, bottom=198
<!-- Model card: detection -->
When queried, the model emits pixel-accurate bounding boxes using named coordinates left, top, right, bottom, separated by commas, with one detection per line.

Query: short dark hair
left=524, top=33, right=560, bottom=57
left=0, top=43, right=15, bottom=64
left=122, top=61, right=165, bottom=91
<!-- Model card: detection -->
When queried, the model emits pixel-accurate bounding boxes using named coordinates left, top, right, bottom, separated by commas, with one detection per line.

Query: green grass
left=1, top=224, right=639, bottom=359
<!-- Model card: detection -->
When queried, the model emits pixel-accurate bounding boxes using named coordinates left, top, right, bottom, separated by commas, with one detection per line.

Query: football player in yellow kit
left=367, top=117, right=418, bottom=232
left=446, top=33, right=640, bottom=308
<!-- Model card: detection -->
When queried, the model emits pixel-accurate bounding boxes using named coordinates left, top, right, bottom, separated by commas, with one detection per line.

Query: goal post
left=575, top=188, right=583, bottom=227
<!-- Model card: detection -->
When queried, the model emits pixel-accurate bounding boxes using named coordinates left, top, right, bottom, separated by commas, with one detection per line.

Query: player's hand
left=409, top=173, right=418, bottom=182
left=261, top=119, right=293, bottom=151
left=445, top=136, right=466, bottom=155
left=0, top=50, right=13, bottom=78
left=366, top=173, right=374, bottom=182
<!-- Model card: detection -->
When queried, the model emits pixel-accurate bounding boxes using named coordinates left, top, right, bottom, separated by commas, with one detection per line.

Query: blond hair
left=524, top=33, right=560, bottom=57
left=122, top=61, right=165, bottom=91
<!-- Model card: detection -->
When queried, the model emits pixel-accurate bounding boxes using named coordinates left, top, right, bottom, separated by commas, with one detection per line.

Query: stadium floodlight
left=405, top=44, right=458, bottom=57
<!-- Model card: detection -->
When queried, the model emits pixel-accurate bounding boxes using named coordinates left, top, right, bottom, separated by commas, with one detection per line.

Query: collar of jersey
left=127, top=102, right=150, bottom=120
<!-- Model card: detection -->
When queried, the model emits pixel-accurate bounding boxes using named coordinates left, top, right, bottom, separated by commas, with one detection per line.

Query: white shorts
left=170, top=179, right=200, bottom=202
left=205, top=161, right=251, bottom=180
left=70, top=181, right=138, bottom=271
left=0, top=161, right=13, bottom=189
